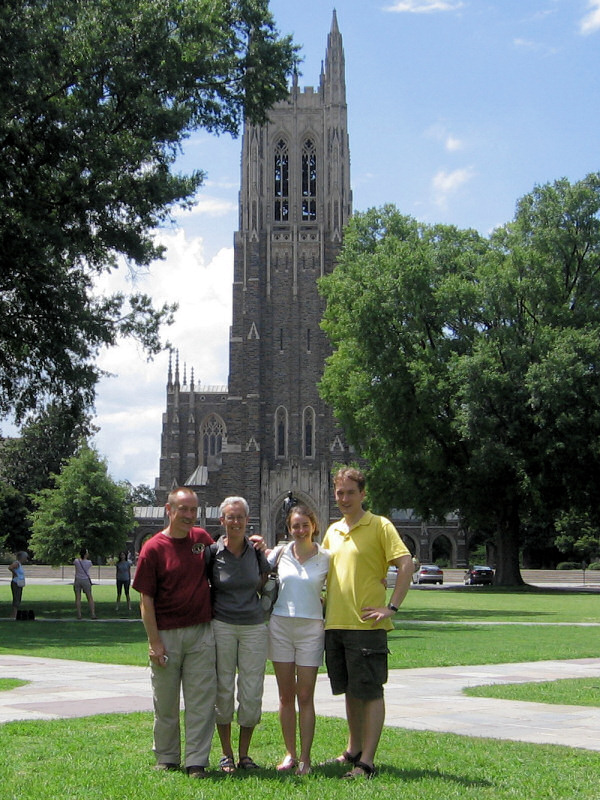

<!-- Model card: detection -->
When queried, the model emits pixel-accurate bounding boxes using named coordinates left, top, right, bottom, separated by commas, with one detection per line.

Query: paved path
left=1, top=654, right=599, bottom=751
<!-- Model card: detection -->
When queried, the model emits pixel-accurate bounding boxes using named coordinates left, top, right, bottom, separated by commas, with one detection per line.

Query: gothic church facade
left=155, top=13, right=352, bottom=543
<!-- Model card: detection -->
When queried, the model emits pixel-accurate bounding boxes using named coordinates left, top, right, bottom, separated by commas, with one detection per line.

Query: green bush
left=586, top=561, right=600, bottom=570
left=556, top=561, right=583, bottom=570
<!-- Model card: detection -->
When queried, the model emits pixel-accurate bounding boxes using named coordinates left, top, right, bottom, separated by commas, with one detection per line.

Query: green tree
left=319, top=175, right=600, bottom=586
left=0, top=401, right=93, bottom=496
left=29, top=443, right=135, bottom=564
left=0, top=481, right=30, bottom=553
left=120, top=481, right=156, bottom=507
left=0, top=0, right=297, bottom=421
left=554, top=512, right=600, bottom=566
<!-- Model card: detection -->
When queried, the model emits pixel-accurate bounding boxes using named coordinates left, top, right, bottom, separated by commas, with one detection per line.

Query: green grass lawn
left=1, top=584, right=598, bottom=668
left=1, top=584, right=599, bottom=799
left=395, top=584, right=600, bottom=623
left=3, top=581, right=598, bottom=621
left=1, top=710, right=599, bottom=800
left=464, top=677, right=600, bottom=706
left=0, top=679, right=27, bottom=692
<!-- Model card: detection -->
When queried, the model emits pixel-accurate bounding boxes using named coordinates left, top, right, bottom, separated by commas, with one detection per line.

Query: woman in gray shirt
left=210, top=496, right=270, bottom=773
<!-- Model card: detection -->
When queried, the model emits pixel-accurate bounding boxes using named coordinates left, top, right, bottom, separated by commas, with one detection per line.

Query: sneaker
left=154, top=763, right=179, bottom=772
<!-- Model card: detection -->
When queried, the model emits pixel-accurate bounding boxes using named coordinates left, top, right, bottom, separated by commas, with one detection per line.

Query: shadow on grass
left=401, top=607, right=553, bottom=621
left=315, top=761, right=492, bottom=788
left=166, top=760, right=492, bottom=789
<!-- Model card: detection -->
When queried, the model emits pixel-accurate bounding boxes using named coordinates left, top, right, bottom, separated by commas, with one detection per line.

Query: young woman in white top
left=267, top=505, right=330, bottom=776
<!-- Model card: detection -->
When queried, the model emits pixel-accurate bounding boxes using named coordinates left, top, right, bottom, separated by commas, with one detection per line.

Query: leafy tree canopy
left=120, top=481, right=156, bottom=507
left=0, top=0, right=297, bottom=420
left=0, top=481, right=30, bottom=554
left=28, top=442, right=135, bottom=564
left=0, top=400, right=93, bottom=497
left=319, top=174, right=600, bottom=585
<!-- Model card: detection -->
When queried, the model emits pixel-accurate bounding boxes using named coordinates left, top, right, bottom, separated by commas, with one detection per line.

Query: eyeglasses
left=223, top=515, right=247, bottom=523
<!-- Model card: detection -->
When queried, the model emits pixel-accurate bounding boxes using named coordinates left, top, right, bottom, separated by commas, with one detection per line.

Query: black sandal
left=335, top=750, right=362, bottom=765
left=342, top=761, right=376, bottom=780
left=219, top=755, right=236, bottom=773
left=238, top=756, right=261, bottom=770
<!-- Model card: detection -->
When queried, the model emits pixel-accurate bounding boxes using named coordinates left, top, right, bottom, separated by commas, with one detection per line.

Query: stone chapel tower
left=155, top=12, right=353, bottom=543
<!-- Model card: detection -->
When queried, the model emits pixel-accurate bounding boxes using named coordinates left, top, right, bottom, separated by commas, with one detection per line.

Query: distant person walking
left=73, top=548, right=97, bottom=620
left=115, top=551, right=132, bottom=612
left=8, top=551, right=28, bottom=620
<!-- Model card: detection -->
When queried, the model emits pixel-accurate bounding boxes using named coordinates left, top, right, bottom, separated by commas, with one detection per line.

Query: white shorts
left=268, top=614, right=324, bottom=667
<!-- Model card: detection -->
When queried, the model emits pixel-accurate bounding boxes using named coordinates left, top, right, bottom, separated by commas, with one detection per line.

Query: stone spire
left=321, top=9, right=346, bottom=105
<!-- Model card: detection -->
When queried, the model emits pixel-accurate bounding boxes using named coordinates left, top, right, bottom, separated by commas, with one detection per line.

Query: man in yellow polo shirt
left=323, top=467, right=413, bottom=780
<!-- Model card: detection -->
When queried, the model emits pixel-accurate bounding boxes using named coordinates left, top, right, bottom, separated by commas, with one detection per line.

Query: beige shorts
left=268, top=614, right=324, bottom=667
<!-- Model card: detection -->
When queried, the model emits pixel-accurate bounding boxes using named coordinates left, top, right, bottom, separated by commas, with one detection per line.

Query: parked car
left=386, top=564, right=412, bottom=585
left=413, top=564, right=444, bottom=585
left=464, top=565, right=495, bottom=585
left=386, top=565, right=398, bottom=586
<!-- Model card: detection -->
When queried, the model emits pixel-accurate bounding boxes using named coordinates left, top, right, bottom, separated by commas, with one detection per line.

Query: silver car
left=412, top=564, right=444, bottom=585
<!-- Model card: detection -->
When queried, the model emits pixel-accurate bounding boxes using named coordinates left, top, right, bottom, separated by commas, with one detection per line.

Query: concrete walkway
left=1, top=653, right=599, bottom=751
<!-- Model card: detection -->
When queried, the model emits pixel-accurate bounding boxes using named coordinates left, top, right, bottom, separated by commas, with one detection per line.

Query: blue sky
left=90, top=0, right=600, bottom=487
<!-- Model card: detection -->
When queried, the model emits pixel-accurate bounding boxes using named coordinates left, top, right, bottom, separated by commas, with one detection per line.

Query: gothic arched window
left=303, top=406, right=315, bottom=459
left=275, top=406, right=288, bottom=458
left=302, top=138, right=317, bottom=221
left=274, top=139, right=289, bottom=222
left=201, top=414, right=225, bottom=467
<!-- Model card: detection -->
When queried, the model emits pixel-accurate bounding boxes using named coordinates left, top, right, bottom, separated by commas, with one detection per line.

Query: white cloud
left=513, top=37, right=538, bottom=50
left=92, top=229, right=233, bottom=485
left=425, top=123, right=464, bottom=152
left=512, top=37, right=560, bottom=56
left=173, top=196, right=237, bottom=219
left=445, top=135, right=463, bottom=152
left=384, top=0, right=464, bottom=12
left=580, top=0, right=600, bottom=34
left=432, top=167, right=475, bottom=207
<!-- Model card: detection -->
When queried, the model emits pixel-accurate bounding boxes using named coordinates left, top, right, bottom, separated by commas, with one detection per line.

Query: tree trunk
left=493, top=510, right=525, bottom=586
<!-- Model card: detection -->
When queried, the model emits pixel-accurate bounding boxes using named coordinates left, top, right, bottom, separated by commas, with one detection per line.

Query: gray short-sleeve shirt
left=210, top=537, right=270, bottom=624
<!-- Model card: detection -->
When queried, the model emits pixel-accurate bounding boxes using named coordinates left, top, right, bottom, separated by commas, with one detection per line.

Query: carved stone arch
left=428, top=529, right=458, bottom=567
left=399, top=530, right=419, bottom=560
left=270, top=490, right=320, bottom=544
left=199, top=412, right=227, bottom=469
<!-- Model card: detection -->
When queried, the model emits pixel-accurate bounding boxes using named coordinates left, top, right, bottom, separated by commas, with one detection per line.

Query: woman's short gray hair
left=219, top=496, right=250, bottom=518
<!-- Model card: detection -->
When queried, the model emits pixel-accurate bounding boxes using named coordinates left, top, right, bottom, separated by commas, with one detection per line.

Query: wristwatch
left=387, top=602, right=398, bottom=613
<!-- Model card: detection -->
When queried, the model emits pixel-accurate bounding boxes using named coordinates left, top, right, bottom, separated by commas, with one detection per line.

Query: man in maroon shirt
left=133, top=487, right=215, bottom=779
